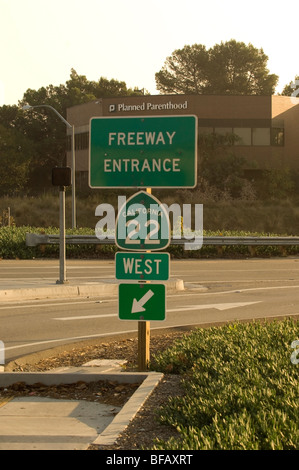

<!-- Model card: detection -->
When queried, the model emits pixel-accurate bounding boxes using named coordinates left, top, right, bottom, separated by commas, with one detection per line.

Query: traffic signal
left=52, top=167, right=72, bottom=187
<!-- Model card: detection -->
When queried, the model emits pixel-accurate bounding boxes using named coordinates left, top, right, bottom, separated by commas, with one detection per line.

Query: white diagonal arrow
left=131, top=289, right=154, bottom=314
left=167, top=301, right=260, bottom=312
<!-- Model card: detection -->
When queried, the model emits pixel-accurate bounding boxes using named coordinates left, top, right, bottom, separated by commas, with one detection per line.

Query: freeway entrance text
left=89, top=115, right=198, bottom=188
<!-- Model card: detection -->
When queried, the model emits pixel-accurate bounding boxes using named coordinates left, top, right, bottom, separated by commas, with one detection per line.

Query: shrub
left=150, top=319, right=299, bottom=450
left=1, top=226, right=299, bottom=259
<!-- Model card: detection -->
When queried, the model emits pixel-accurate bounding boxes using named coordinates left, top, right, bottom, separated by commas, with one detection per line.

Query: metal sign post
left=138, top=316, right=150, bottom=372
left=140, top=187, right=152, bottom=372
left=57, top=186, right=67, bottom=284
left=52, top=167, right=71, bottom=284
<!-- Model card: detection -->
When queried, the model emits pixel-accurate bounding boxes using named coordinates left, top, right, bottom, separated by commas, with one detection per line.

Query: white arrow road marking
left=131, top=289, right=155, bottom=314
left=54, top=301, right=261, bottom=321
left=167, top=301, right=261, bottom=312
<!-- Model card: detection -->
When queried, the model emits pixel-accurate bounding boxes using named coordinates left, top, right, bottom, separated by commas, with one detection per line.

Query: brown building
left=66, top=94, right=299, bottom=188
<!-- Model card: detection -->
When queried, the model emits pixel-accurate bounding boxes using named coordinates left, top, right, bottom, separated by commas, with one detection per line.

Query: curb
left=0, top=278, right=184, bottom=302
left=0, top=370, right=148, bottom=388
left=0, top=285, right=80, bottom=301
left=92, top=372, right=164, bottom=447
left=0, top=369, right=164, bottom=449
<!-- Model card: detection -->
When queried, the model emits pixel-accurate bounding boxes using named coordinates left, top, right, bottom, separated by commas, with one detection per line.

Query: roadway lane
left=1, top=258, right=299, bottom=362
left=1, top=257, right=299, bottom=287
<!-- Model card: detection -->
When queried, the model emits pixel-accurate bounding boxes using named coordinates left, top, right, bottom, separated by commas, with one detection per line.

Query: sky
left=0, top=0, right=298, bottom=106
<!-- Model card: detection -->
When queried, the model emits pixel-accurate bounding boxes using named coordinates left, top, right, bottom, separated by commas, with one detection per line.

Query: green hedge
left=150, top=319, right=299, bottom=450
left=1, top=226, right=299, bottom=259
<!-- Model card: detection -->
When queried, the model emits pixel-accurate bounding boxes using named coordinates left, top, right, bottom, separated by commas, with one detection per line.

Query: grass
left=1, top=193, right=299, bottom=234
left=150, top=319, right=299, bottom=450
left=2, top=194, right=299, bottom=259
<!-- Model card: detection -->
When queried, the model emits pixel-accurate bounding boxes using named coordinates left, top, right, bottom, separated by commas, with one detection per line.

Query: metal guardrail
left=25, top=233, right=299, bottom=247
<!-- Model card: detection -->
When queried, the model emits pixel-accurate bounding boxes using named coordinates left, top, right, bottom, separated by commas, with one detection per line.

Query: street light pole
left=52, top=166, right=72, bottom=284
left=58, top=184, right=67, bottom=284
left=22, top=104, right=76, bottom=229
left=70, top=123, right=76, bottom=229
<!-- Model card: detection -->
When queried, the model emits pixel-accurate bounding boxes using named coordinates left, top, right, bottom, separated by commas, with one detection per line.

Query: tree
left=0, top=124, right=32, bottom=196
left=20, top=69, right=143, bottom=117
left=155, top=40, right=278, bottom=95
left=155, top=44, right=209, bottom=94
left=198, top=131, right=248, bottom=198
left=207, top=40, right=278, bottom=95
left=12, top=70, right=144, bottom=193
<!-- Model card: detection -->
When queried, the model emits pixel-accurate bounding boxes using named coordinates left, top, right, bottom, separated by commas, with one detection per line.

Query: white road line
left=0, top=266, right=113, bottom=270
left=4, top=312, right=299, bottom=354
left=188, top=279, right=298, bottom=283
left=168, top=301, right=261, bottom=312
left=0, top=300, right=110, bottom=310
left=3, top=329, right=138, bottom=352
left=186, top=284, right=299, bottom=296
left=0, top=276, right=114, bottom=280
left=55, top=313, right=118, bottom=320
left=54, top=301, right=261, bottom=321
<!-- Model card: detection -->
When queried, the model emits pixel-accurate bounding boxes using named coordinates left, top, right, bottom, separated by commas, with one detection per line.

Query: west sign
left=89, top=115, right=198, bottom=188
left=115, top=252, right=170, bottom=281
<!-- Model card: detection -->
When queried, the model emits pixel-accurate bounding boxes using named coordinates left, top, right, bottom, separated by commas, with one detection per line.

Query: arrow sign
left=132, top=289, right=154, bottom=313
left=119, top=284, right=166, bottom=321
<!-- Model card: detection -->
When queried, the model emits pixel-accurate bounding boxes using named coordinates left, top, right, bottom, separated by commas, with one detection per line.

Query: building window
left=75, top=132, right=89, bottom=150
left=67, top=132, right=89, bottom=151
left=214, top=128, right=234, bottom=145
left=252, top=128, right=271, bottom=146
left=233, top=128, right=251, bottom=146
left=271, top=128, right=284, bottom=146
left=214, top=127, right=233, bottom=136
left=199, top=127, right=214, bottom=136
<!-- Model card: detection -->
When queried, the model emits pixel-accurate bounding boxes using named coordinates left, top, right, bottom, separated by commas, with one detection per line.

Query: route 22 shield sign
left=115, top=191, right=170, bottom=251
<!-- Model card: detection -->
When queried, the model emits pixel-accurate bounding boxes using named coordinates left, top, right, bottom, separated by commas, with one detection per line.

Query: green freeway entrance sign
left=116, top=190, right=170, bottom=251
left=89, top=115, right=198, bottom=188
left=115, top=252, right=170, bottom=281
left=118, top=283, right=165, bottom=321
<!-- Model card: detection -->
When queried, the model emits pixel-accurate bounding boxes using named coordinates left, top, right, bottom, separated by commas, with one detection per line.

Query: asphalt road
left=1, top=258, right=299, bottom=362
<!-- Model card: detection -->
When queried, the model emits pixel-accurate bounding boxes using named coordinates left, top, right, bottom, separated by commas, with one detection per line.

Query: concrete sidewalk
left=0, top=365, right=163, bottom=450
